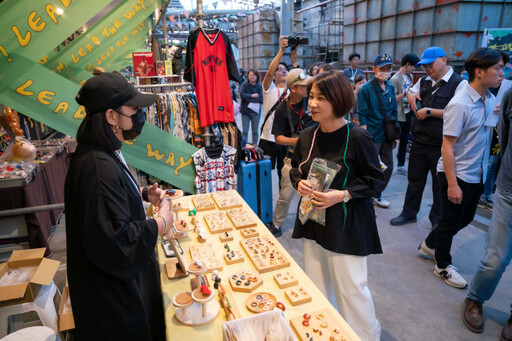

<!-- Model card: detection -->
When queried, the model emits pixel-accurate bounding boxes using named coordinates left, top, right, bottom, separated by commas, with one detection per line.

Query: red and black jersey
left=184, top=28, right=241, bottom=127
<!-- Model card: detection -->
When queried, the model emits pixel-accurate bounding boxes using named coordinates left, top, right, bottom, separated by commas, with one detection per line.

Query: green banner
left=484, top=28, right=512, bottom=54
left=0, top=0, right=109, bottom=85
left=43, top=0, right=158, bottom=84
left=68, top=19, right=153, bottom=84
left=0, top=63, right=197, bottom=193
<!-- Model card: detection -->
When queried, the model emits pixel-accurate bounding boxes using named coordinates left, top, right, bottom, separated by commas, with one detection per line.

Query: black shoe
left=390, top=215, right=417, bottom=226
left=267, top=223, right=282, bottom=237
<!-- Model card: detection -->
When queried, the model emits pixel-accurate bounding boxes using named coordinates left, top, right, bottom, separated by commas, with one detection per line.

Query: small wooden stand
left=165, top=237, right=189, bottom=280
left=284, top=286, right=312, bottom=306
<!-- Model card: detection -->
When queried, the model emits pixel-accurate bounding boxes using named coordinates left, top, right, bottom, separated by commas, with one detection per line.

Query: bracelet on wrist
left=157, top=214, right=168, bottom=234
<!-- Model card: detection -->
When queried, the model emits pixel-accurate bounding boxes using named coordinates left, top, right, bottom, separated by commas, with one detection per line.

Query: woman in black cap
left=66, top=72, right=172, bottom=340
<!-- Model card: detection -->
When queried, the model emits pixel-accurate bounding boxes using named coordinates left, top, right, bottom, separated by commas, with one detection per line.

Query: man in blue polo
left=358, top=53, right=397, bottom=208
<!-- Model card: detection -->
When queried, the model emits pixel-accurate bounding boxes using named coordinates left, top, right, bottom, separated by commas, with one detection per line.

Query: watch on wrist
left=426, top=108, right=432, bottom=117
left=343, top=190, right=350, bottom=203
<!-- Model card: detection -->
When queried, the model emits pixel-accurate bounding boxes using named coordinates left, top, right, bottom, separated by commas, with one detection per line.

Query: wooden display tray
left=284, top=286, right=312, bottom=306
left=273, top=271, right=299, bottom=288
left=226, top=207, right=258, bottom=229
left=203, top=212, right=234, bottom=234
left=192, top=194, right=217, bottom=211
left=245, top=292, right=277, bottom=313
left=189, top=243, right=223, bottom=273
left=211, top=190, right=243, bottom=210
left=240, top=227, right=259, bottom=238
left=223, top=249, right=244, bottom=265
left=228, top=269, right=263, bottom=293
left=240, top=236, right=291, bottom=273
left=290, top=309, right=348, bottom=341
left=170, top=196, right=193, bottom=212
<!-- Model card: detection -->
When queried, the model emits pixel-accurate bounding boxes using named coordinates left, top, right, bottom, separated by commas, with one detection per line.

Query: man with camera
left=268, top=68, right=316, bottom=237
left=357, top=53, right=398, bottom=208
left=390, top=47, right=466, bottom=229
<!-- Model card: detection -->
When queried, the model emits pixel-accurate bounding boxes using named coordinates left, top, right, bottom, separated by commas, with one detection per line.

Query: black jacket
left=290, top=124, right=384, bottom=256
left=64, top=144, right=165, bottom=340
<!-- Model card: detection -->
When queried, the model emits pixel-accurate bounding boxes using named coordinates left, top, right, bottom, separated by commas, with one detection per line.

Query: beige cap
left=287, top=68, right=311, bottom=88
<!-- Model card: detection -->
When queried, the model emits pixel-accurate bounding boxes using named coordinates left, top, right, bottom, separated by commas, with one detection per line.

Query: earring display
left=192, top=194, right=217, bottom=211
left=284, top=286, right=312, bottom=306
left=273, top=271, right=299, bottom=289
left=239, top=227, right=259, bottom=239
left=290, top=309, right=348, bottom=341
left=223, top=243, right=244, bottom=264
left=169, top=196, right=193, bottom=212
left=203, top=211, right=234, bottom=234
left=219, top=231, right=233, bottom=242
left=226, top=207, right=258, bottom=229
left=240, top=236, right=291, bottom=273
left=245, top=292, right=277, bottom=313
left=211, top=190, right=243, bottom=210
left=228, top=270, right=263, bottom=293
left=189, top=243, right=223, bottom=273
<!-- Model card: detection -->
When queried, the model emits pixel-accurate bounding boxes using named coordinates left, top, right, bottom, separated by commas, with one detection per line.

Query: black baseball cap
left=76, top=72, right=157, bottom=115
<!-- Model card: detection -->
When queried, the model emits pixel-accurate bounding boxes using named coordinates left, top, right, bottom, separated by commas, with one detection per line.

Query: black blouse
left=290, top=123, right=385, bottom=256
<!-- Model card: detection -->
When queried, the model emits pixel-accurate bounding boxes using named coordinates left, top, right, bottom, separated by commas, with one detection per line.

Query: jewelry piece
left=303, top=313, right=311, bottom=320
left=316, top=313, right=325, bottom=320
left=313, top=328, right=319, bottom=333
left=244, top=281, right=251, bottom=286
left=235, top=280, right=242, bottom=286
left=232, top=275, right=238, bottom=280
left=302, top=319, right=310, bottom=327
left=251, top=302, right=257, bottom=307
left=276, top=302, right=285, bottom=311
left=320, top=321, right=329, bottom=328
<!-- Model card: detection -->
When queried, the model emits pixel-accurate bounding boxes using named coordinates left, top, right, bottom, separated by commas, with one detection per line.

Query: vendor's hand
left=251, top=93, right=259, bottom=98
left=147, top=183, right=165, bottom=208
left=416, top=108, right=428, bottom=120
left=297, top=180, right=313, bottom=197
left=157, top=200, right=175, bottom=235
left=447, top=184, right=463, bottom=204
left=311, top=190, right=342, bottom=210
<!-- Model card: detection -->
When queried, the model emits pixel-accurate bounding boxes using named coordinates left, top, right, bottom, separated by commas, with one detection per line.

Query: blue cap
left=416, top=47, right=446, bottom=67
left=373, top=53, right=394, bottom=67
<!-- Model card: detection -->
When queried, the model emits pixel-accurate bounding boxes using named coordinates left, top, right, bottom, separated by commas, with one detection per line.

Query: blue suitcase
left=237, top=159, right=273, bottom=224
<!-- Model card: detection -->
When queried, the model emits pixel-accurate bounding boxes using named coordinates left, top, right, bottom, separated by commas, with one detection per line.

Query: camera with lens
left=287, top=36, right=309, bottom=50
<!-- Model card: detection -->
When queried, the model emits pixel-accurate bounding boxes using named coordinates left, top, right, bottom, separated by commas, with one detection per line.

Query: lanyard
left=289, top=100, right=304, bottom=131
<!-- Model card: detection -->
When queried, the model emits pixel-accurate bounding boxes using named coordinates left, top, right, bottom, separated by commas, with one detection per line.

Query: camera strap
left=260, top=89, right=288, bottom=135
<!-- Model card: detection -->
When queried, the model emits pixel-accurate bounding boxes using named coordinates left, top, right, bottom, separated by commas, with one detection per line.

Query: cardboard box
left=0, top=248, right=60, bottom=307
left=58, top=280, right=75, bottom=331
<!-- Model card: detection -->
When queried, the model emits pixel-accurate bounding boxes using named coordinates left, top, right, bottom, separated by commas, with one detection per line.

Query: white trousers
left=303, top=238, right=381, bottom=341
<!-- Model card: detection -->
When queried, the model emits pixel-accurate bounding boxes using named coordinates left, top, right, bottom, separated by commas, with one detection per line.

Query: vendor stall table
left=0, top=150, right=68, bottom=257
left=157, top=190, right=361, bottom=341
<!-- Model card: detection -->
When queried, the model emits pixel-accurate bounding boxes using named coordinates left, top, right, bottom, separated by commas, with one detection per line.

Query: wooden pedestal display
left=173, top=289, right=220, bottom=326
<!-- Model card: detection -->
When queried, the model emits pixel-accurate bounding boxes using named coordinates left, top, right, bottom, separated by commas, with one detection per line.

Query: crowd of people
left=65, top=36, right=512, bottom=341
left=239, top=36, right=511, bottom=341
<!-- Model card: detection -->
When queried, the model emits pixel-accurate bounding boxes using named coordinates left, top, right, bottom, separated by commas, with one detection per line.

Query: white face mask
left=376, top=71, right=391, bottom=81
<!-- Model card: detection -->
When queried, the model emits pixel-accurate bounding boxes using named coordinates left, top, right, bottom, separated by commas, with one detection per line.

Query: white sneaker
left=433, top=265, right=468, bottom=289
left=373, top=197, right=390, bottom=208
left=396, top=166, right=408, bottom=175
left=418, top=241, right=435, bottom=261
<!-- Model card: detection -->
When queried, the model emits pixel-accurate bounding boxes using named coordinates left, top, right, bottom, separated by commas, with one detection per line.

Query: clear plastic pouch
left=298, top=158, right=341, bottom=226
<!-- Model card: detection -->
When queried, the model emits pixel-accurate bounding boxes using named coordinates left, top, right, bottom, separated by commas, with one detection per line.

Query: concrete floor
left=45, top=152, right=512, bottom=341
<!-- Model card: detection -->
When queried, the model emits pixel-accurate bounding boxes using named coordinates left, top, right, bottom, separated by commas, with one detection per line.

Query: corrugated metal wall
left=343, top=0, right=512, bottom=66
left=238, top=11, right=279, bottom=70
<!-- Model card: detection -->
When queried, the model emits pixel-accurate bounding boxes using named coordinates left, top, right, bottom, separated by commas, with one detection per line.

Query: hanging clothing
left=184, top=28, right=241, bottom=127
left=193, top=144, right=237, bottom=193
